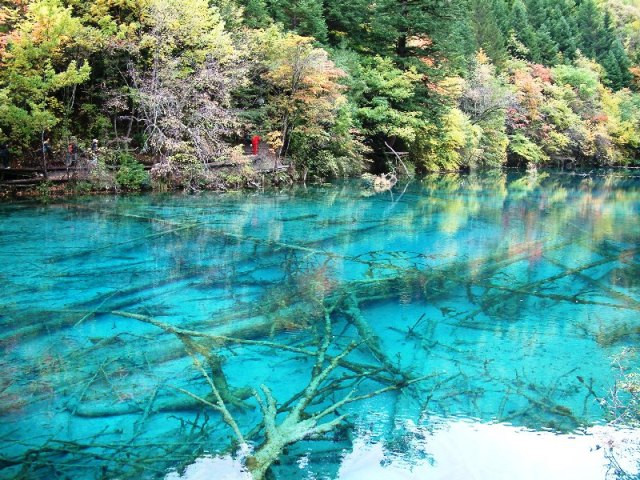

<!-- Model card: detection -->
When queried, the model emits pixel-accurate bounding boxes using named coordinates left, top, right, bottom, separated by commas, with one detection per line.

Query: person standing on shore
left=66, top=137, right=78, bottom=166
left=0, top=143, right=9, bottom=169
left=42, top=137, right=53, bottom=159
left=90, top=139, right=99, bottom=167
left=252, top=135, right=261, bottom=155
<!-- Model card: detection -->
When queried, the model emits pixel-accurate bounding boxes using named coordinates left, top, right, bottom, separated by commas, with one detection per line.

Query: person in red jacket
left=252, top=135, right=261, bottom=155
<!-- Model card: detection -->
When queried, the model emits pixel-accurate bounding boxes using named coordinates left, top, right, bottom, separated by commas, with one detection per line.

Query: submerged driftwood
left=119, top=305, right=428, bottom=480
left=2, top=194, right=638, bottom=479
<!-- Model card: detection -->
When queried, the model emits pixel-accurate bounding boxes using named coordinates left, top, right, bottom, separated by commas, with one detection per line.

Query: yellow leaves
left=50, top=60, right=91, bottom=90
left=414, top=108, right=483, bottom=172
left=549, top=187, right=568, bottom=205
left=601, top=88, right=640, bottom=152
left=544, top=131, right=571, bottom=155
left=0, top=0, right=94, bottom=144
left=145, top=0, right=234, bottom=64
left=476, top=48, right=490, bottom=66
left=438, top=76, right=465, bottom=101
left=82, top=0, right=149, bottom=44
left=602, top=87, right=622, bottom=134
left=512, top=67, right=544, bottom=122
left=443, top=108, right=478, bottom=150
left=9, top=0, right=85, bottom=58
left=439, top=197, right=467, bottom=235
left=254, top=27, right=347, bottom=145
left=265, top=131, right=283, bottom=152
left=256, top=29, right=345, bottom=94
left=440, top=107, right=481, bottom=167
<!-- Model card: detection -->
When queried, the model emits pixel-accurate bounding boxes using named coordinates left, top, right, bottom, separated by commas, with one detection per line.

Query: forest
left=2, top=3, right=640, bottom=478
left=1, top=0, right=640, bottom=190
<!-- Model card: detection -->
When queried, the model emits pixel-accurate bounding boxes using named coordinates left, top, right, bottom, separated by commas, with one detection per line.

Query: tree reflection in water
left=0, top=170, right=639, bottom=479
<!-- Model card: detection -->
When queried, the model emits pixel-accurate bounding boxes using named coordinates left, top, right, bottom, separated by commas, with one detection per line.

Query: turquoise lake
left=1, top=171, right=639, bottom=479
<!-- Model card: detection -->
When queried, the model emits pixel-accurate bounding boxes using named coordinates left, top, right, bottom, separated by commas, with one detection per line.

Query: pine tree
left=325, top=0, right=464, bottom=64
left=295, top=0, right=327, bottom=41
left=536, top=24, right=560, bottom=64
left=576, top=0, right=602, bottom=59
left=471, top=0, right=508, bottom=66
left=391, top=0, right=463, bottom=61
left=492, top=0, right=511, bottom=35
left=266, top=0, right=328, bottom=42
left=241, top=0, right=271, bottom=28
left=324, top=0, right=368, bottom=47
left=611, top=38, right=633, bottom=88
left=323, top=0, right=403, bottom=55
left=510, top=0, right=539, bottom=61
left=595, top=11, right=616, bottom=58
left=601, top=50, right=624, bottom=89
left=549, top=6, right=577, bottom=61
left=445, top=10, right=478, bottom=72
left=526, top=0, right=547, bottom=28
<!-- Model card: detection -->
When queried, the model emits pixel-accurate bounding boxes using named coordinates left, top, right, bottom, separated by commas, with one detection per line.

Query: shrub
left=88, top=157, right=117, bottom=191
left=35, top=181, right=54, bottom=203
left=509, top=132, right=549, bottom=166
left=68, top=181, right=93, bottom=195
left=115, top=153, right=149, bottom=191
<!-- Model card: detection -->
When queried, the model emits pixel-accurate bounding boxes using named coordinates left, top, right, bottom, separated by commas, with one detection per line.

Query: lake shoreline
left=1, top=173, right=638, bottom=479
left=0, top=160, right=297, bottom=201
left=2, top=164, right=639, bottom=203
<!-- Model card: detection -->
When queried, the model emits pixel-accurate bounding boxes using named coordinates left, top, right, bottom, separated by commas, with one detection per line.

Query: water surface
left=1, top=171, right=639, bottom=479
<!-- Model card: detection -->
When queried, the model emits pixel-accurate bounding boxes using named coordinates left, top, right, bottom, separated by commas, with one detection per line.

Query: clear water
left=1, top=171, right=639, bottom=479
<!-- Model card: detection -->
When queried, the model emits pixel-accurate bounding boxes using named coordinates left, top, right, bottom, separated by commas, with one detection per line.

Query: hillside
left=1, top=0, right=639, bottom=190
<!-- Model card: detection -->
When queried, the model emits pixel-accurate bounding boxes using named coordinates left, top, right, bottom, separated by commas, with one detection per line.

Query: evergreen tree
left=325, top=0, right=464, bottom=65
left=324, top=0, right=397, bottom=53
left=324, top=0, right=367, bottom=47
left=536, top=24, right=559, bottom=64
left=492, top=0, right=511, bottom=35
left=526, top=0, right=547, bottom=28
left=391, top=0, right=463, bottom=62
left=509, top=0, right=538, bottom=61
left=595, top=11, right=617, bottom=58
left=576, top=0, right=602, bottom=59
left=240, top=0, right=271, bottom=28
left=610, top=39, right=633, bottom=88
left=549, top=7, right=577, bottom=61
left=601, top=50, right=624, bottom=89
left=445, top=10, right=478, bottom=72
left=266, top=0, right=328, bottom=42
left=471, top=0, right=508, bottom=66
left=295, top=0, right=327, bottom=41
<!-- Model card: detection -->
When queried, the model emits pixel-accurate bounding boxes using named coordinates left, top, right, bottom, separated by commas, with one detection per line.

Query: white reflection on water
left=340, top=419, right=639, bottom=480
left=165, top=450, right=252, bottom=480
left=169, top=419, right=640, bottom=480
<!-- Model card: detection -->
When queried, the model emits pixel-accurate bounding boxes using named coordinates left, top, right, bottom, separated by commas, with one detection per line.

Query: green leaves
left=0, top=0, right=92, bottom=149
left=348, top=55, right=425, bottom=144
left=508, top=132, right=549, bottom=165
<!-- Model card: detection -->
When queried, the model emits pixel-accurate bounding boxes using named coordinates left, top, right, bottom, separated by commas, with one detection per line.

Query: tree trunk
left=41, top=131, right=48, bottom=179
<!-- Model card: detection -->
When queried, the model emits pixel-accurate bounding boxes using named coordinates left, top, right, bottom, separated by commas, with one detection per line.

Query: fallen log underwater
left=2, top=206, right=635, bottom=421
left=2, top=198, right=639, bottom=479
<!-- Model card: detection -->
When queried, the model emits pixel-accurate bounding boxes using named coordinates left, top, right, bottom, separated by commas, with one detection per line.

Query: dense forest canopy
left=1, top=0, right=640, bottom=187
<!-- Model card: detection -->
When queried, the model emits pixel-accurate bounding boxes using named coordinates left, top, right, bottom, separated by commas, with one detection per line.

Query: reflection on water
left=0, top=170, right=639, bottom=479
left=169, top=420, right=640, bottom=480
left=337, top=420, right=640, bottom=480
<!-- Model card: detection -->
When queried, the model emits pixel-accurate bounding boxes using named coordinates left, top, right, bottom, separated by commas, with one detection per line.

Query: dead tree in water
left=114, top=305, right=427, bottom=480
left=3, top=187, right=636, bottom=478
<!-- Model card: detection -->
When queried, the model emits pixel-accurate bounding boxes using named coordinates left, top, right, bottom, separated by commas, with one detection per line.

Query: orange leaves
left=511, top=65, right=545, bottom=124
left=592, top=113, right=609, bottom=125
left=407, top=35, right=436, bottom=67
left=630, top=66, right=640, bottom=89
left=256, top=28, right=347, bottom=151
left=530, top=64, right=552, bottom=84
